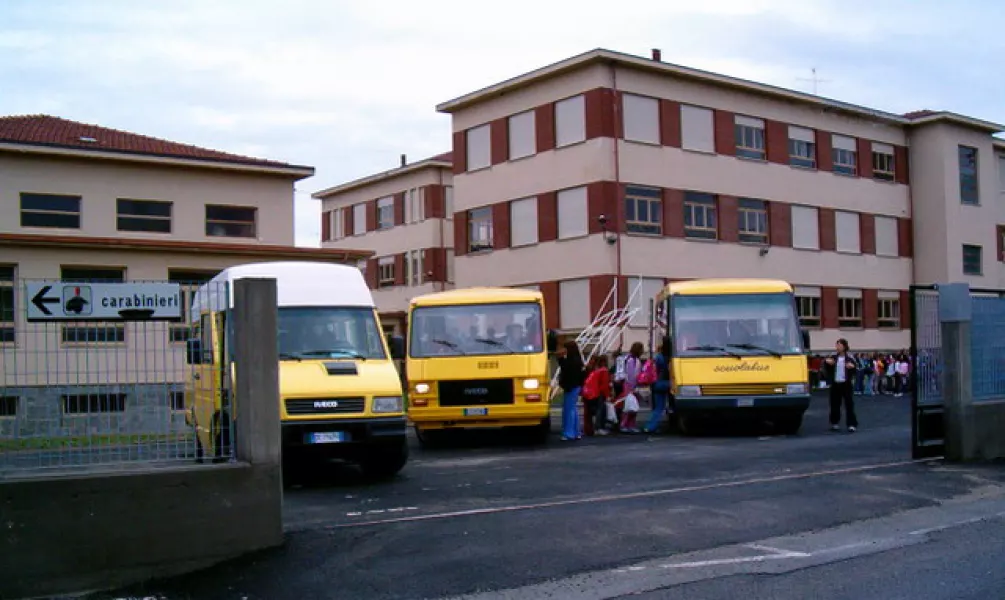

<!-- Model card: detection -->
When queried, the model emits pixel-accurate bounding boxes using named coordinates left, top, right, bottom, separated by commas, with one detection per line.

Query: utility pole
left=797, top=68, right=830, bottom=96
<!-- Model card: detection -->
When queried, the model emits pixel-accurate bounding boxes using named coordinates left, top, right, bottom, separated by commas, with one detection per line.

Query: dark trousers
left=829, top=381, right=858, bottom=428
left=583, top=399, right=602, bottom=435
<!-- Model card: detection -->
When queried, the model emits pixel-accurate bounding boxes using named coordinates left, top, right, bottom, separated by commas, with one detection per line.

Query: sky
left=2, top=0, right=1003, bottom=247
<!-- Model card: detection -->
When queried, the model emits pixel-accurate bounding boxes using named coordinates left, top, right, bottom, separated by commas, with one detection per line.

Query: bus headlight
left=372, top=396, right=404, bottom=413
left=414, top=383, right=430, bottom=394
left=522, top=379, right=540, bottom=390
left=676, top=385, right=701, bottom=398
left=786, top=383, right=808, bottom=395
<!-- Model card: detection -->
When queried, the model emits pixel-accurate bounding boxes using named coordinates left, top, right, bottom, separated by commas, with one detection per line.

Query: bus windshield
left=278, top=306, right=386, bottom=360
left=409, top=302, right=544, bottom=358
left=672, top=293, right=804, bottom=357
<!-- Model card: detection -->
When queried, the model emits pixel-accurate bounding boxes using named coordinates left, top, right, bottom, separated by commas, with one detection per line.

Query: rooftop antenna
left=796, top=67, right=830, bottom=96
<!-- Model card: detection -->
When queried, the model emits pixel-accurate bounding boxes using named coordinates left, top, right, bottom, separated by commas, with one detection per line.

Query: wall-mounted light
left=759, top=246, right=770, bottom=257
left=598, top=214, right=617, bottom=245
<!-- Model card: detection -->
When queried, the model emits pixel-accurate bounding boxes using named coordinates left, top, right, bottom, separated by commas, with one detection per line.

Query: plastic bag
left=623, top=392, right=640, bottom=412
left=605, top=401, right=617, bottom=423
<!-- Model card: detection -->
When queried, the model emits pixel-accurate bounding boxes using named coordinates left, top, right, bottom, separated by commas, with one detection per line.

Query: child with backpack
left=581, top=354, right=612, bottom=436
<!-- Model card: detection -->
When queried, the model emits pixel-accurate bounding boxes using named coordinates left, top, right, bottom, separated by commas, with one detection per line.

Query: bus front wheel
left=359, top=440, right=409, bottom=479
left=773, top=412, right=804, bottom=436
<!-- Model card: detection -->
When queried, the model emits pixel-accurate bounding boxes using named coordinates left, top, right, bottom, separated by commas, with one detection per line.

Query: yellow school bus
left=651, top=278, right=811, bottom=435
left=184, top=261, right=408, bottom=478
left=405, top=287, right=556, bottom=446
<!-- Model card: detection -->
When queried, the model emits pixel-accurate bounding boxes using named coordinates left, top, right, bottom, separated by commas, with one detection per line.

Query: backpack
left=582, top=370, right=600, bottom=400
left=637, top=359, right=658, bottom=386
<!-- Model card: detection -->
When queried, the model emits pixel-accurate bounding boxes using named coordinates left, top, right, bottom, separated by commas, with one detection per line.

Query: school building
left=0, top=114, right=370, bottom=435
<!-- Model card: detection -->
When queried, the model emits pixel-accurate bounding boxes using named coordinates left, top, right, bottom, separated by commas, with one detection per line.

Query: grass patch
left=0, top=433, right=193, bottom=452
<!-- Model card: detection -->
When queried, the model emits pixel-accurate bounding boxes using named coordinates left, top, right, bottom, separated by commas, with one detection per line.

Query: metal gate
left=909, top=285, right=944, bottom=458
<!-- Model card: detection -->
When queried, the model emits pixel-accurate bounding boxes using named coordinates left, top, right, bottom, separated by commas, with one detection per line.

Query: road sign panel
left=25, top=282, right=184, bottom=322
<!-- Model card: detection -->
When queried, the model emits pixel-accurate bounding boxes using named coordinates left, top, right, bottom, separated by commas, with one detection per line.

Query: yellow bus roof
left=409, top=286, right=543, bottom=308
left=657, top=278, right=793, bottom=301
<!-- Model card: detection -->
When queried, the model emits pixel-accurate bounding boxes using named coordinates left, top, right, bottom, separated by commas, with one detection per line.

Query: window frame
left=352, top=203, right=367, bottom=235
left=737, top=198, right=768, bottom=245
left=465, top=124, right=491, bottom=171
left=622, top=93, right=660, bottom=145
left=376, top=196, right=394, bottom=230
left=59, top=266, right=126, bottom=345
left=734, top=116, right=766, bottom=161
left=683, top=192, right=718, bottom=240
left=19, top=192, right=82, bottom=229
left=831, top=135, right=858, bottom=176
left=624, top=185, right=662, bottom=235
left=509, top=197, right=539, bottom=247
left=963, top=244, right=983, bottom=276
left=871, top=143, right=896, bottom=181
left=116, top=198, right=173, bottom=234
left=838, top=290, right=863, bottom=329
left=958, top=145, right=979, bottom=206
left=0, top=266, right=15, bottom=345
left=556, top=186, right=588, bottom=240
left=794, top=287, right=822, bottom=329
left=168, top=269, right=219, bottom=344
left=877, top=292, right=901, bottom=329
left=554, top=94, right=587, bottom=148
left=787, top=126, right=816, bottom=169
left=467, top=207, right=493, bottom=253
left=790, top=205, right=821, bottom=250
left=508, top=110, right=536, bottom=160
left=377, top=256, right=396, bottom=288
left=205, top=204, right=257, bottom=238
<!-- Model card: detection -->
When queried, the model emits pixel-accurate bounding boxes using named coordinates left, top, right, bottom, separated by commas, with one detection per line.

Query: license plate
left=463, top=407, right=488, bottom=416
left=306, top=431, right=350, bottom=444
left=736, top=398, right=755, bottom=407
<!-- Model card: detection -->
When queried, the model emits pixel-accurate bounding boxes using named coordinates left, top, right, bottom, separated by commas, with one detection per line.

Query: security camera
left=598, top=214, right=608, bottom=227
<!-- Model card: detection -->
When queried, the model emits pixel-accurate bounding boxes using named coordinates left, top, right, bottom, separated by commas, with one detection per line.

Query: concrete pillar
left=233, top=278, right=281, bottom=466
left=938, top=283, right=974, bottom=461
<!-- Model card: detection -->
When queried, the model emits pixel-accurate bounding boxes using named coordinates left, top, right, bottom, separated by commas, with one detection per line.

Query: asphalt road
left=97, top=392, right=1005, bottom=600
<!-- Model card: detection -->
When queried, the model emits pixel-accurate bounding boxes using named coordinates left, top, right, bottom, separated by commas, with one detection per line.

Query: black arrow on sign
left=31, top=285, right=60, bottom=316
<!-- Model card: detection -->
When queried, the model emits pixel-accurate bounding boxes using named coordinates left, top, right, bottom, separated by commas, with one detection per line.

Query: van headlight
left=414, top=383, right=430, bottom=394
left=372, top=396, right=404, bottom=413
left=676, top=385, right=701, bottom=398
left=522, top=379, right=539, bottom=390
left=786, top=383, right=808, bottom=395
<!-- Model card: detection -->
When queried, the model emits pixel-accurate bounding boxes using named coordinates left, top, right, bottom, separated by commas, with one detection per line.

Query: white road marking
left=344, top=507, right=420, bottom=518
left=329, top=457, right=939, bottom=529
left=745, top=544, right=811, bottom=558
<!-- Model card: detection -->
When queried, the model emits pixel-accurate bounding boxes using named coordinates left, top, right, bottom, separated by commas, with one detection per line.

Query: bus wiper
left=279, top=352, right=303, bottom=362
left=432, top=339, right=466, bottom=355
left=299, top=349, right=367, bottom=361
left=686, top=344, right=742, bottom=359
left=727, top=343, right=782, bottom=358
left=474, top=337, right=516, bottom=353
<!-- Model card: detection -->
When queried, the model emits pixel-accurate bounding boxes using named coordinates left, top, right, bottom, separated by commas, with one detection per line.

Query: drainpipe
left=437, top=167, right=446, bottom=293
left=610, top=62, right=625, bottom=348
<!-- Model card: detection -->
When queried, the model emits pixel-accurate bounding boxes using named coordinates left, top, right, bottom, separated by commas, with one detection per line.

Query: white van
left=185, top=261, right=408, bottom=478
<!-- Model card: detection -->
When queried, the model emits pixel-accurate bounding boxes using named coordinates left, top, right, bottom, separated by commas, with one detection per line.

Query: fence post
left=938, top=283, right=974, bottom=461
left=233, top=278, right=281, bottom=466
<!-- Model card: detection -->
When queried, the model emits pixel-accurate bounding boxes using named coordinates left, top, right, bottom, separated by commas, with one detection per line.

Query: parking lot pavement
left=97, top=392, right=1005, bottom=600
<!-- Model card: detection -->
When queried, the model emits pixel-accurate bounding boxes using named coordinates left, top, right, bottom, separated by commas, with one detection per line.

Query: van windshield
left=672, top=293, right=804, bottom=357
left=409, top=302, right=544, bottom=358
left=278, top=306, right=386, bottom=360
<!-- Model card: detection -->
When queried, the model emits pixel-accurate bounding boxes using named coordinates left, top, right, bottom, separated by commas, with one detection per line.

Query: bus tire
left=527, top=417, right=551, bottom=445
left=774, top=412, right=804, bottom=435
left=414, top=425, right=444, bottom=449
left=360, top=440, right=409, bottom=479
left=676, top=413, right=696, bottom=436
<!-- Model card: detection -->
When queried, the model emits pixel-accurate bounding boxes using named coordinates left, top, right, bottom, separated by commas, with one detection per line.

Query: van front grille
left=438, top=379, right=514, bottom=407
left=285, top=397, right=366, bottom=415
left=700, top=383, right=786, bottom=396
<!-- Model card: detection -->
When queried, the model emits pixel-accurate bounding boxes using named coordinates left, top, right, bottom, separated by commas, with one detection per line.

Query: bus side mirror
left=186, top=339, right=202, bottom=365
left=801, top=330, right=811, bottom=352
left=388, top=335, right=406, bottom=360
left=546, top=329, right=558, bottom=353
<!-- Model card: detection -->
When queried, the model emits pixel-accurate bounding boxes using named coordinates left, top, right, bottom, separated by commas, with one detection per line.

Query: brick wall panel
left=860, top=213, right=876, bottom=254
left=540, top=281, right=560, bottom=330
left=898, top=218, right=913, bottom=257
left=815, top=130, right=833, bottom=172
left=424, top=185, right=445, bottom=219
left=320, top=210, right=331, bottom=241
left=587, top=181, right=617, bottom=235
left=585, top=88, right=617, bottom=140
left=492, top=202, right=511, bottom=250
left=538, top=191, right=558, bottom=242
left=713, top=110, right=736, bottom=156
left=765, top=120, right=788, bottom=165
left=366, top=200, right=377, bottom=232
left=452, top=130, right=467, bottom=174
left=718, top=195, right=739, bottom=243
left=822, top=287, right=839, bottom=329
left=856, top=138, right=872, bottom=179
left=895, top=145, right=910, bottom=185
left=819, top=208, right=836, bottom=252
left=393, top=193, right=405, bottom=226
left=768, top=201, right=792, bottom=247
left=659, top=99, right=682, bottom=147
left=454, top=211, right=468, bottom=256
left=535, top=104, right=556, bottom=153
left=863, top=288, right=879, bottom=329
left=662, top=189, right=685, bottom=238
left=490, top=118, right=508, bottom=165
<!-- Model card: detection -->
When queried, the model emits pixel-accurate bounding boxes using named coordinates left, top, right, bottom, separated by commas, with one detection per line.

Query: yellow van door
left=190, top=312, right=223, bottom=458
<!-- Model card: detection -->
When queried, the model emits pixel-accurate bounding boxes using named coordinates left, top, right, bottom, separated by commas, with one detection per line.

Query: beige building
left=424, top=48, right=1005, bottom=352
left=313, top=152, right=455, bottom=334
left=0, top=115, right=369, bottom=435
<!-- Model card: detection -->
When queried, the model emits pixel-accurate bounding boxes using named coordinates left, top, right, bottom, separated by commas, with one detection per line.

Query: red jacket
left=582, top=367, right=611, bottom=400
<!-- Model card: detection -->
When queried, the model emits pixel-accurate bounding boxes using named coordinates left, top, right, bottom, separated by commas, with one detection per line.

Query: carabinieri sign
left=24, top=281, right=184, bottom=322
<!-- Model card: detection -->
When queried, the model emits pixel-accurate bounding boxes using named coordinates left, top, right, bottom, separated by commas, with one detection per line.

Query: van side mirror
left=801, top=330, right=811, bottom=352
left=186, top=338, right=202, bottom=365
left=546, top=329, right=558, bottom=353
left=388, top=334, right=406, bottom=360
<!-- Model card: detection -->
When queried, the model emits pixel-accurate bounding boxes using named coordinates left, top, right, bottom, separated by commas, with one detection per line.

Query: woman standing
left=556, top=340, right=585, bottom=441
left=643, top=337, right=672, bottom=434
left=824, top=338, right=859, bottom=432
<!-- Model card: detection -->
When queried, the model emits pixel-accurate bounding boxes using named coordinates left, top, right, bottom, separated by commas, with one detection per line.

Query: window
left=838, top=289, right=863, bottom=328
left=788, top=126, right=816, bottom=168
left=509, top=197, right=538, bottom=247
left=557, top=186, right=588, bottom=239
left=871, top=142, right=895, bottom=181
left=407, top=250, right=423, bottom=286
left=170, top=391, right=185, bottom=412
left=60, top=266, right=125, bottom=344
left=508, top=110, right=535, bottom=160
left=0, top=266, right=14, bottom=344
left=333, top=208, right=345, bottom=239
left=622, top=94, right=659, bottom=144
left=625, top=185, right=662, bottom=235
left=683, top=192, right=717, bottom=240
left=963, top=244, right=983, bottom=275
left=734, top=116, right=765, bottom=160
left=466, top=124, right=491, bottom=171
left=555, top=95, right=586, bottom=147
left=117, top=198, right=172, bottom=233
left=20, top=193, right=81, bottom=229
left=878, top=291, right=901, bottom=329
left=377, top=196, right=394, bottom=229
left=353, top=203, right=366, bottom=235
left=377, top=256, right=396, bottom=288
left=205, top=205, right=256, bottom=238
left=0, top=396, right=17, bottom=418
left=794, top=286, right=821, bottom=328
left=445, top=186, right=454, bottom=220
left=835, top=211, right=861, bottom=253
left=959, top=145, right=979, bottom=205
left=737, top=198, right=768, bottom=244
left=680, top=105, right=714, bottom=153
left=875, top=216, right=899, bottom=257
left=168, top=269, right=218, bottom=343
left=446, top=249, right=455, bottom=283
left=791, top=205, right=820, bottom=250
left=559, top=278, right=590, bottom=330
left=406, top=188, right=425, bottom=223
left=63, top=393, right=126, bottom=414
left=831, top=135, right=857, bottom=176
left=468, top=207, right=493, bottom=252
